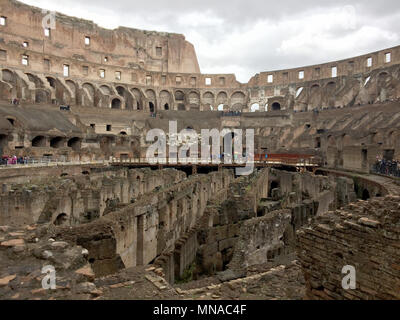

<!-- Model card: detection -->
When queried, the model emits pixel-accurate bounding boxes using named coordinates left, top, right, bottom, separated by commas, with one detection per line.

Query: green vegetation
left=175, top=262, right=196, bottom=284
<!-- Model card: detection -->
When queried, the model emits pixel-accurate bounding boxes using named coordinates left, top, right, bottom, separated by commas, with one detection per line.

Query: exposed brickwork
left=297, top=196, right=400, bottom=300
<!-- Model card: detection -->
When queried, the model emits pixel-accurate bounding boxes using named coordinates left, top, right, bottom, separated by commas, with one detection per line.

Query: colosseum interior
left=0, top=0, right=399, bottom=301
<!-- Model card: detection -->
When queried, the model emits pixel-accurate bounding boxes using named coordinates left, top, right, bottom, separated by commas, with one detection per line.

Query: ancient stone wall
left=1, top=1, right=400, bottom=114
left=53, top=170, right=233, bottom=277
left=297, top=196, right=400, bottom=300
left=0, top=167, right=186, bottom=227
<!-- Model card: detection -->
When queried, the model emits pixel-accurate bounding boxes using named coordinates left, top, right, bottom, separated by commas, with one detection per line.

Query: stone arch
left=251, top=103, right=260, bottom=112
left=26, top=73, right=43, bottom=88
left=65, top=80, right=76, bottom=93
left=32, top=136, right=46, bottom=147
left=203, top=92, right=215, bottom=108
left=2, top=69, right=15, bottom=83
left=146, top=89, right=156, bottom=111
left=378, top=71, right=390, bottom=79
left=362, top=189, right=370, bottom=200
left=131, top=88, right=144, bottom=110
left=115, top=86, right=134, bottom=110
left=269, top=181, right=280, bottom=197
left=65, top=80, right=77, bottom=105
left=54, top=213, right=69, bottom=226
left=188, top=91, right=200, bottom=106
left=159, top=90, right=172, bottom=110
left=325, top=81, right=336, bottom=95
left=111, top=97, right=122, bottom=109
left=146, top=89, right=156, bottom=100
left=82, top=82, right=95, bottom=107
left=46, top=76, right=56, bottom=88
left=327, top=135, right=337, bottom=147
left=377, top=72, right=392, bottom=102
left=34, top=89, right=50, bottom=104
left=325, top=81, right=337, bottom=108
left=5, top=116, right=16, bottom=127
left=50, top=137, right=65, bottom=148
left=309, top=84, right=322, bottom=110
left=175, top=90, right=185, bottom=101
left=67, top=137, right=81, bottom=151
left=231, top=103, right=243, bottom=111
left=100, top=85, right=112, bottom=95
left=231, top=91, right=245, bottom=105
left=271, top=102, right=281, bottom=111
left=217, top=91, right=228, bottom=104
left=342, top=134, right=353, bottom=148
left=149, top=101, right=155, bottom=113
left=116, top=86, right=125, bottom=96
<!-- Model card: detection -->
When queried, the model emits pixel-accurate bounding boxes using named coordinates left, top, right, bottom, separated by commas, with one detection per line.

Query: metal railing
left=0, top=156, right=109, bottom=168
left=371, top=161, right=400, bottom=178
left=110, top=156, right=321, bottom=167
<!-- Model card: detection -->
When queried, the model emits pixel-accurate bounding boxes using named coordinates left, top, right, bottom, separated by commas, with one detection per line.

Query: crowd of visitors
left=0, top=155, right=30, bottom=166
left=11, top=98, right=20, bottom=105
left=373, top=156, right=400, bottom=177
left=222, top=111, right=241, bottom=117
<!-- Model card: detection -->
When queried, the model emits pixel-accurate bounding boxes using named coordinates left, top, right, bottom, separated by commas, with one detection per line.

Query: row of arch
left=1, top=67, right=399, bottom=112
left=31, top=135, right=82, bottom=150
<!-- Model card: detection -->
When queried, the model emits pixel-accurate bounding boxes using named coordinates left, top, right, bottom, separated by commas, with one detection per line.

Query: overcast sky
left=20, top=0, right=400, bottom=83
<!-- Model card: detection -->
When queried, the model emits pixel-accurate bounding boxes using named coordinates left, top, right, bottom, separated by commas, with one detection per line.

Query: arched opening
left=272, top=102, right=281, bottom=111
left=67, top=137, right=81, bottom=151
left=2, top=69, right=15, bottom=83
left=100, top=85, right=111, bottom=95
left=32, top=136, right=46, bottom=147
left=164, top=103, right=169, bottom=110
left=362, top=189, right=370, bottom=200
left=175, top=91, right=184, bottom=101
left=269, top=181, right=279, bottom=197
left=116, top=86, right=125, bottom=96
left=315, top=137, right=321, bottom=149
left=120, top=131, right=127, bottom=136
left=82, top=171, right=90, bottom=175
left=111, top=98, right=121, bottom=109
left=6, top=117, right=15, bottom=126
left=251, top=103, right=260, bottom=112
left=222, top=132, right=237, bottom=163
left=149, top=102, right=155, bottom=113
left=50, top=137, right=64, bottom=149
left=54, top=213, right=68, bottom=226
left=0, top=134, right=8, bottom=154
left=46, top=77, right=56, bottom=88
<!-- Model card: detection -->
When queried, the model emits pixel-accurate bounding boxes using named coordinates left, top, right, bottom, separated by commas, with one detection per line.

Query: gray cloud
left=21, top=0, right=400, bottom=82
